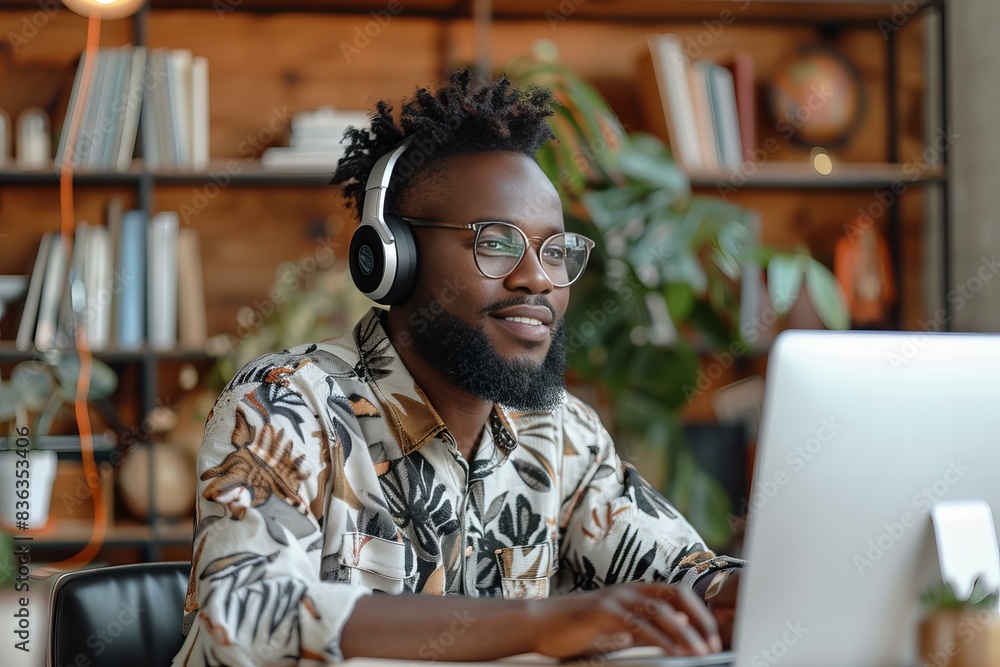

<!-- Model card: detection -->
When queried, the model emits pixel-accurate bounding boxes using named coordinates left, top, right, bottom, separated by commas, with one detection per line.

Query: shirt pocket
left=338, top=532, right=415, bottom=594
left=494, top=540, right=558, bottom=600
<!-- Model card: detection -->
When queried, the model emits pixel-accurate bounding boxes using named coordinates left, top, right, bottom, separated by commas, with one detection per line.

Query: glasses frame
left=401, top=217, right=595, bottom=288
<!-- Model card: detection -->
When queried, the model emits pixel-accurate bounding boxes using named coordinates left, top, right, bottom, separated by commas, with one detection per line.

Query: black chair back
left=48, top=562, right=190, bottom=667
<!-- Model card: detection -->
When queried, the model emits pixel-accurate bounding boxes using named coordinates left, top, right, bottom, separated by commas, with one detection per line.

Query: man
left=173, top=70, right=741, bottom=667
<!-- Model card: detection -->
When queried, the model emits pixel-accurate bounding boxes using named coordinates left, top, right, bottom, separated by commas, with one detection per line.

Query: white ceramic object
left=0, top=448, right=57, bottom=530
left=15, top=107, right=50, bottom=169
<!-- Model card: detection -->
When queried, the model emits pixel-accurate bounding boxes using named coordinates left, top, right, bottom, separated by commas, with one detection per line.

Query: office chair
left=47, top=561, right=190, bottom=667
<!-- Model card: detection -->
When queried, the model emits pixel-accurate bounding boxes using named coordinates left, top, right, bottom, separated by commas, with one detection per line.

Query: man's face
left=396, top=151, right=571, bottom=410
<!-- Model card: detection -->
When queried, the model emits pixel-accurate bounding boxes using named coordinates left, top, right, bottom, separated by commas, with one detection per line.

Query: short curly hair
left=331, top=68, right=556, bottom=220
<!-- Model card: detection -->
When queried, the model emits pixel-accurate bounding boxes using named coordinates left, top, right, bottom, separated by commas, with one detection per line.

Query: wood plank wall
left=0, top=8, right=929, bottom=339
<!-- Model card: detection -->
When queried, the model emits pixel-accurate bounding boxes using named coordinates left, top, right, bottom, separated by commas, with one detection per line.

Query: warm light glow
left=811, top=148, right=834, bottom=176
left=62, top=0, right=144, bottom=20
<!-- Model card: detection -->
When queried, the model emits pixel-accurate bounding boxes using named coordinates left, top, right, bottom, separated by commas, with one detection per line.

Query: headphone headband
left=361, top=135, right=416, bottom=245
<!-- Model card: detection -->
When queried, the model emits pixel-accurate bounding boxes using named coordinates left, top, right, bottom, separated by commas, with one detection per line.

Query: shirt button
left=465, top=545, right=474, bottom=557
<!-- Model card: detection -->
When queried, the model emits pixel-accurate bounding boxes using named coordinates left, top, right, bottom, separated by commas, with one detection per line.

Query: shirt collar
left=352, top=308, right=519, bottom=458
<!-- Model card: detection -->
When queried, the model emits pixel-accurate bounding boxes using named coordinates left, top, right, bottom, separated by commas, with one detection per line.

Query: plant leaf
left=10, top=361, right=53, bottom=412
left=52, top=353, right=118, bottom=400
left=805, top=259, right=850, bottom=330
left=767, top=253, right=805, bottom=315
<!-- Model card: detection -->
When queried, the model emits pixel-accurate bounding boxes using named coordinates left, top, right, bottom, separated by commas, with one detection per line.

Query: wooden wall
left=0, top=9, right=930, bottom=342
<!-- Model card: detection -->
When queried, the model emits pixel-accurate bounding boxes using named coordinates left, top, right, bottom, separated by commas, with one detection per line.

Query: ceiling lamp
left=62, top=0, right=145, bottom=20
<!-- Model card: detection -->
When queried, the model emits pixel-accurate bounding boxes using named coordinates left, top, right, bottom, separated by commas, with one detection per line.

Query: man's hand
left=706, top=570, right=741, bottom=649
left=528, top=582, right=723, bottom=660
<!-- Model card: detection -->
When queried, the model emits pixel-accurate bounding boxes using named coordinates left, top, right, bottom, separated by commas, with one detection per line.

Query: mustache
left=479, top=297, right=557, bottom=320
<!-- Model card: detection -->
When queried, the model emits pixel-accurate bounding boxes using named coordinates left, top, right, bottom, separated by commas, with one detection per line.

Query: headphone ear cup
left=349, top=215, right=417, bottom=306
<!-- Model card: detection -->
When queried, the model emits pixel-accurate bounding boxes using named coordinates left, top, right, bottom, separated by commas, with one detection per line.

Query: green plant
left=509, top=42, right=848, bottom=548
left=0, top=351, right=118, bottom=440
left=923, top=577, right=1000, bottom=612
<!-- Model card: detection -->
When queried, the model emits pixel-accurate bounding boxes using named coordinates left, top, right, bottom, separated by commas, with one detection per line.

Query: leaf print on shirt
left=604, top=524, right=658, bottom=585
left=623, top=463, right=678, bottom=520
left=199, top=550, right=320, bottom=653
left=201, top=407, right=310, bottom=519
left=351, top=315, right=395, bottom=382
left=324, top=379, right=357, bottom=460
left=378, top=451, right=459, bottom=560
left=477, top=494, right=547, bottom=590
left=561, top=551, right=601, bottom=591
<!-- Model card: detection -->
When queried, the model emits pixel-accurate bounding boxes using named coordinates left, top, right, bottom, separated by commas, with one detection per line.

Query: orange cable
left=46, top=14, right=106, bottom=572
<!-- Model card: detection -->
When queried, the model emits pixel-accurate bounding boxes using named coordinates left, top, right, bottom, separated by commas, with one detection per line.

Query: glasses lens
left=475, top=223, right=525, bottom=278
left=541, top=233, right=591, bottom=286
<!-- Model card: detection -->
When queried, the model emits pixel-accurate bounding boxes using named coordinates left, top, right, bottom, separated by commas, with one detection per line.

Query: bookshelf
left=0, top=0, right=948, bottom=559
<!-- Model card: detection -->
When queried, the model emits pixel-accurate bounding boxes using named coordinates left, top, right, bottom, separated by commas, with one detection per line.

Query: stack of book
left=15, top=201, right=208, bottom=353
left=641, top=34, right=756, bottom=173
left=53, top=47, right=209, bottom=172
left=54, top=46, right=148, bottom=172
left=142, top=49, right=210, bottom=171
left=261, top=107, right=368, bottom=171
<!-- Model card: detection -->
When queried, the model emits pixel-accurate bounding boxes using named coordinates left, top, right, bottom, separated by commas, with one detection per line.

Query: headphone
left=349, top=136, right=418, bottom=305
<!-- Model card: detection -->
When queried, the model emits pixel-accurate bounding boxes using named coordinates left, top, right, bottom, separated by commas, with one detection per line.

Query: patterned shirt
left=173, top=309, right=742, bottom=667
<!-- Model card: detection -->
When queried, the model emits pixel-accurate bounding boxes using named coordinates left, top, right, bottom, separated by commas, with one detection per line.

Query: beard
left=408, top=298, right=568, bottom=412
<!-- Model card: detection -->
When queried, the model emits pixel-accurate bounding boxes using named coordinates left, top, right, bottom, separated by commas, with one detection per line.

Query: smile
left=503, top=316, right=544, bottom=326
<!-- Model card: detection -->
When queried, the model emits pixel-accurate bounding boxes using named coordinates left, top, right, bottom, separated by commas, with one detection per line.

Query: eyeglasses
left=401, top=218, right=595, bottom=287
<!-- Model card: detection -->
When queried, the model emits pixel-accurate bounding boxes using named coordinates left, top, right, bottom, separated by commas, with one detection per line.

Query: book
left=645, top=34, right=703, bottom=171
left=83, top=225, right=112, bottom=350
left=117, top=210, right=146, bottom=350
left=16, top=233, right=52, bottom=351
left=77, top=48, right=109, bottom=169
left=141, top=50, right=163, bottom=170
left=34, top=234, right=67, bottom=351
left=54, top=223, right=88, bottom=349
left=190, top=56, right=210, bottom=171
left=689, top=60, right=719, bottom=171
left=105, top=197, right=124, bottom=344
left=92, top=48, right=126, bottom=169
left=166, top=49, right=193, bottom=167
left=54, top=52, right=87, bottom=170
left=723, top=51, right=756, bottom=162
left=116, top=46, right=147, bottom=172
left=177, top=228, right=208, bottom=349
left=147, top=211, right=178, bottom=350
left=707, top=64, right=743, bottom=169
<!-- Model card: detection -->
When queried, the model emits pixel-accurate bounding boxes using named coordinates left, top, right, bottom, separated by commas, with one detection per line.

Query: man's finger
left=647, top=602, right=711, bottom=656
left=662, top=587, right=722, bottom=653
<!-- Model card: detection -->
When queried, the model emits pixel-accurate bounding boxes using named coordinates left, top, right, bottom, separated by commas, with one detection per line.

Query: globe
left=769, top=44, right=865, bottom=145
